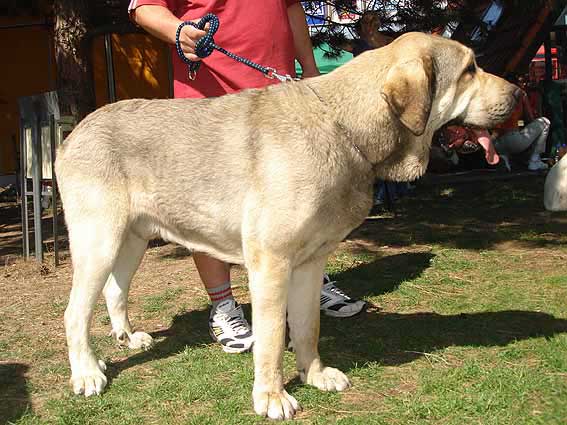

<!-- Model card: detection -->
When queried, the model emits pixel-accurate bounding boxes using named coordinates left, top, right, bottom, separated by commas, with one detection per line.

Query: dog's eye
left=465, top=63, right=476, bottom=75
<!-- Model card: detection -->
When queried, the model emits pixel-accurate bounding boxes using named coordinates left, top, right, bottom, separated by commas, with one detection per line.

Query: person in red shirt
left=129, top=0, right=366, bottom=354
left=492, top=73, right=550, bottom=171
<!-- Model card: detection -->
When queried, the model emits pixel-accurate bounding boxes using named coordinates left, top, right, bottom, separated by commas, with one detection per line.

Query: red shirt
left=130, top=0, right=299, bottom=98
left=497, top=100, right=524, bottom=131
left=496, top=91, right=533, bottom=132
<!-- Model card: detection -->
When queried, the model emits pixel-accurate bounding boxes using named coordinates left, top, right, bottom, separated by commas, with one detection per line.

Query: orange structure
left=0, top=18, right=172, bottom=177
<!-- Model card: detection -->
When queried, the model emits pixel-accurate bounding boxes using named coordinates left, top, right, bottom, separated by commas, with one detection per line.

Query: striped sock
left=207, top=281, right=233, bottom=309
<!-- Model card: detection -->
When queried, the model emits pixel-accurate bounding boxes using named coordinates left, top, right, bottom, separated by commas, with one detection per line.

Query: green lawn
left=1, top=176, right=567, bottom=424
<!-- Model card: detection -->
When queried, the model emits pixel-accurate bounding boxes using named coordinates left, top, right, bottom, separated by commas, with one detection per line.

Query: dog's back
left=57, top=96, right=254, bottom=263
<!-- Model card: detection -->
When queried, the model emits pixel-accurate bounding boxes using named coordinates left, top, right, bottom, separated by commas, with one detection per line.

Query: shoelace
left=324, top=282, right=352, bottom=300
left=216, top=306, right=250, bottom=334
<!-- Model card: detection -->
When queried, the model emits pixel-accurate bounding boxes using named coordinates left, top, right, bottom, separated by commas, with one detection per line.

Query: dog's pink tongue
left=476, top=131, right=499, bottom=165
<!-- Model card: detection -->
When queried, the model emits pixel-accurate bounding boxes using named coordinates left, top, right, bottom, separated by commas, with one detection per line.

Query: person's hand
left=177, top=20, right=210, bottom=62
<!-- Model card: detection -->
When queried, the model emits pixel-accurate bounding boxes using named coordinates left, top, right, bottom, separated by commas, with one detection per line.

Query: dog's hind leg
left=103, top=231, right=152, bottom=350
left=287, top=257, right=351, bottom=392
left=63, top=192, right=128, bottom=397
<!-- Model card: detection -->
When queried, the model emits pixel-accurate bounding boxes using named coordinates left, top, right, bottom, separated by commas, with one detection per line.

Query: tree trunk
left=52, top=0, right=95, bottom=120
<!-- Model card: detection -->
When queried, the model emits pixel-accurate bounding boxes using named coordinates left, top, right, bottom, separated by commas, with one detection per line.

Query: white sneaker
left=528, top=159, right=549, bottom=171
left=209, top=299, right=254, bottom=353
left=320, top=275, right=366, bottom=318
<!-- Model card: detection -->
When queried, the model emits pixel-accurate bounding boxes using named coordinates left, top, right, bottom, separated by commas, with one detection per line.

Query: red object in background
left=529, top=45, right=567, bottom=81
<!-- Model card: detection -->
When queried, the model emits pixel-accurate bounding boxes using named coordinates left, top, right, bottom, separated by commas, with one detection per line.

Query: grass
left=1, top=177, right=567, bottom=424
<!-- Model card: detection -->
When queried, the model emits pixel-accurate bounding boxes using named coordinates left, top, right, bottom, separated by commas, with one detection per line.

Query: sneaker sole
left=208, top=329, right=253, bottom=354
left=321, top=304, right=367, bottom=318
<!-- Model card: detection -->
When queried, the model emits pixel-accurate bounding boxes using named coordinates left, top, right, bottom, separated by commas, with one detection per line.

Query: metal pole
left=47, top=25, right=56, bottom=92
left=544, top=35, right=553, bottom=81
left=31, top=101, right=43, bottom=263
left=20, top=123, right=29, bottom=259
left=104, top=33, right=117, bottom=102
left=50, top=115, right=59, bottom=266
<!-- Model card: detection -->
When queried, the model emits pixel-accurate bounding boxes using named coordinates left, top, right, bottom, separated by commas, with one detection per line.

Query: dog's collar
left=334, top=121, right=376, bottom=172
left=305, top=83, right=326, bottom=104
left=352, top=142, right=374, bottom=166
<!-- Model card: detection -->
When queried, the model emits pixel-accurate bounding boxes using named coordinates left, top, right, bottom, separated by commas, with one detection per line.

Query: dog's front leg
left=247, top=252, right=299, bottom=420
left=288, top=257, right=351, bottom=392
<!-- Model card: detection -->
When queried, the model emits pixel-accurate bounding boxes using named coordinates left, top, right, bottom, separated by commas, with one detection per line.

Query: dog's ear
left=381, top=56, right=434, bottom=137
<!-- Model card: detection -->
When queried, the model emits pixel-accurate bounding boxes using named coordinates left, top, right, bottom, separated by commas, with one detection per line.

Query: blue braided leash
left=175, top=13, right=294, bottom=82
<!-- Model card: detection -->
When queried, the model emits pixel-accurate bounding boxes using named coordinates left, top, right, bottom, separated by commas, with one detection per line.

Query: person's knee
left=537, top=116, right=551, bottom=127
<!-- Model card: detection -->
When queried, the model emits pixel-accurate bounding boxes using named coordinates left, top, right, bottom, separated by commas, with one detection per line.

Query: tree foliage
left=303, top=0, right=565, bottom=58
left=7, top=0, right=567, bottom=118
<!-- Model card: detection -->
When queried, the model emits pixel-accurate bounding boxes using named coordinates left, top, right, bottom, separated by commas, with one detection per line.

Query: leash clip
left=265, top=67, right=294, bottom=83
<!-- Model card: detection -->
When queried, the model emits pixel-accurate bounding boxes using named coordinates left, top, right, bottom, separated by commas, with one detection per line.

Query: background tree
left=13, top=0, right=566, bottom=120
left=52, top=0, right=96, bottom=119
left=302, top=0, right=565, bottom=58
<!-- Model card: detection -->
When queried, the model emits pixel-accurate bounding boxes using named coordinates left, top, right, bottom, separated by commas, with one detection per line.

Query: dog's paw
left=70, top=360, right=107, bottom=397
left=111, top=330, right=154, bottom=350
left=127, top=331, right=154, bottom=350
left=253, top=389, right=300, bottom=420
left=304, top=367, right=351, bottom=392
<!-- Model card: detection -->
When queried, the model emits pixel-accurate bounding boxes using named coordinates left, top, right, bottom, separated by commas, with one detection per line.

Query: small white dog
left=545, top=154, right=567, bottom=211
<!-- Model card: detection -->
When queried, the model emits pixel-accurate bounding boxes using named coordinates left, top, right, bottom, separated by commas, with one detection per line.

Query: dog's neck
left=304, top=68, right=432, bottom=183
left=304, top=81, right=381, bottom=170
left=304, top=78, right=390, bottom=160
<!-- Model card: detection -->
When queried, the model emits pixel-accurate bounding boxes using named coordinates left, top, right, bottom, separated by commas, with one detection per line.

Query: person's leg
left=194, top=253, right=254, bottom=353
left=373, top=180, right=385, bottom=205
left=493, top=131, right=533, bottom=156
left=193, top=252, right=231, bottom=299
left=494, top=129, right=544, bottom=171
left=521, top=117, right=550, bottom=169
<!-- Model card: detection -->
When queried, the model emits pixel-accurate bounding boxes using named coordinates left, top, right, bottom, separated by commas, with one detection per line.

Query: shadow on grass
left=320, top=309, right=567, bottom=371
left=330, top=252, right=436, bottom=299
left=355, top=178, right=567, bottom=251
left=159, top=246, right=192, bottom=260
left=106, top=307, right=213, bottom=383
left=0, top=363, right=31, bottom=424
left=106, top=252, right=567, bottom=386
left=107, top=305, right=567, bottom=387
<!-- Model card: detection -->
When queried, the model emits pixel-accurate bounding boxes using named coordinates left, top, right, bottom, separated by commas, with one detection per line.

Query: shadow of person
left=0, top=363, right=31, bottom=424
left=330, top=252, right=435, bottom=299
left=319, top=310, right=567, bottom=371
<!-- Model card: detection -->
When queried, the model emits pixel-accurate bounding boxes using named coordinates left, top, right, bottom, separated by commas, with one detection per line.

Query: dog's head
left=380, top=32, right=519, bottom=137
left=340, top=32, right=519, bottom=181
